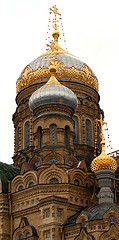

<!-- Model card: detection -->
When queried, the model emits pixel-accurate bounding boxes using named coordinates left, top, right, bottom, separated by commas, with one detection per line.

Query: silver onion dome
left=29, top=76, right=78, bottom=113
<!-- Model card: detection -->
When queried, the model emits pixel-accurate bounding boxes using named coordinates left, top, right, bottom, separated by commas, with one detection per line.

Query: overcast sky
left=0, top=0, right=119, bottom=164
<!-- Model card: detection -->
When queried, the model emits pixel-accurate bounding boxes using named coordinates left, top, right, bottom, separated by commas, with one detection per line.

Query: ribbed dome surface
left=16, top=51, right=98, bottom=94
left=91, top=151, right=117, bottom=172
left=29, top=82, right=78, bottom=113
left=28, top=53, right=84, bottom=70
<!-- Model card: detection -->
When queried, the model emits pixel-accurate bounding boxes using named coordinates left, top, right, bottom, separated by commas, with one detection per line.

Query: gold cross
left=49, top=5, right=61, bottom=30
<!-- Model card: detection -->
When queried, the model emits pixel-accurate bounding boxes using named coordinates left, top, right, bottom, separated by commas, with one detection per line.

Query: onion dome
left=16, top=47, right=98, bottom=94
left=16, top=6, right=98, bottom=94
left=91, top=140, right=117, bottom=172
left=29, top=64, right=78, bottom=117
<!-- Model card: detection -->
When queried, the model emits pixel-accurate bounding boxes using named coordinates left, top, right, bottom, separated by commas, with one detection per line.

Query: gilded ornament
left=16, top=5, right=99, bottom=94
left=91, top=114, right=117, bottom=172
left=16, top=62, right=98, bottom=94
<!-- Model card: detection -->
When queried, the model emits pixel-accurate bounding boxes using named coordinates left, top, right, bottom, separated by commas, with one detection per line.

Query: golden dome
left=16, top=46, right=98, bottom=94
left=91, top=141, right=117, bottom=172
left=16, top=6, right=98, bottom=94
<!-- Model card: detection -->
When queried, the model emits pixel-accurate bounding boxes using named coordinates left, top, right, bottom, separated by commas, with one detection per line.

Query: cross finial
left=49, top=5, right=61, bottom=31
left=96, top=114, right=107, bottom=152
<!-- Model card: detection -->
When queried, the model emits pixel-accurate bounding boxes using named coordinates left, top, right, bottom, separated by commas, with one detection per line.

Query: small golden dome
left=91, top=141, right=117, bottom=172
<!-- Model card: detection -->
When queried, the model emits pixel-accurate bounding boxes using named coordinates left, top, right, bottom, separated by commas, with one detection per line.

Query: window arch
left=51, top=125, right=56, bottom=145
left=86, top=119, right=92, bottom=146
left=72, top=116, right=79, bottom=144
left=38, top=126, right=43, bottom=148
left=49, top=178, right=59, bottom=184
left=64, top=126, right=70, bottom=148
left=25, top=121, right=30, bottom=148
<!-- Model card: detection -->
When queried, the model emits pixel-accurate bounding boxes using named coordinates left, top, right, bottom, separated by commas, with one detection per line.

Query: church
left=0, top=5, right=119, bottom=240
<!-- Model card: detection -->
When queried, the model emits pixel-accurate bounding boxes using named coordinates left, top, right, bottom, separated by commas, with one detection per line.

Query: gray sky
left=0, top=0, right=119, bottom=163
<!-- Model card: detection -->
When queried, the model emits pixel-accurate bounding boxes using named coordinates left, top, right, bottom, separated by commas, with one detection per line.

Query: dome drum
left=32, top=103, right=74, bottom=118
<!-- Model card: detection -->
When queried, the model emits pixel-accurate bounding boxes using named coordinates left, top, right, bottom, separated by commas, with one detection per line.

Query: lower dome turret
left=29, top=66, right=78, bottom=117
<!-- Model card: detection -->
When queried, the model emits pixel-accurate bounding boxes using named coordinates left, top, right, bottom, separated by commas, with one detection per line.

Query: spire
left=91, top=114, right=117, bottom=172
left=44, top=5, right=68, bottom=55
left=91, top=114, right=117, bottom=204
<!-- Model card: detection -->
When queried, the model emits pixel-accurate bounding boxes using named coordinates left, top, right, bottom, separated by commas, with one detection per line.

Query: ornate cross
left=49, top=5, right=61, bottom=30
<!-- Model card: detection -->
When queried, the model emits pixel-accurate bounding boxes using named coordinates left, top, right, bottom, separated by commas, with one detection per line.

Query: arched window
left=72, top=116, right=79, bottom=144
left=48, top=159, right=59, bottom=164
left=74, top=179, right=80, bottom=186
left=25, top=121, right=30, bottom=148
left=49, top=178, right=59, bottom=184
left=18, top=185, right=24, bottom=191
left=64, top=126, right=70, bottom=148
left=17, top=127, right=20, bottom=151
left=110, top=216, right=115, bottom=225
left=29, top=182, right=34, bottom=187
left=35, top=161, right=41, bottom=167
left=38, top=126, right=43, bottom=148
left=19, top=234, right=23, bottom=240
left=51, top=125, right=56, bottom=145
left=66, top=160, right=73, bottom=166
left=26, top=232, right=31, bottom=238
left=86, top=119, right=92, bottom=146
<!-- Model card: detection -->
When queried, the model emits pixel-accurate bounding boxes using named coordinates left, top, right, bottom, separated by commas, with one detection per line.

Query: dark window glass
left=86, top=119, right=92, bottom=146
left=51, top=125, right=56, bottom=145
left=70, top=197, right=73, bottom=202
left=72, top=116, right=79, bottom=144
left=86, top=200, right=88, bottom=205
left=26, top=232, right=31, bottom=238
left=35, top=161, right=41, bottom=167
left=57, top=210, right=62, bottom=216
left=49, top=178, right=59, bottom=184
left=64, top=126, right=70, bottom=147
left=74, top=179, right=79, bottom=186
left=66, top=160, right=73, bottom=166
left=19, top=234, right=23, bottom=240
left=48, top=159, right=59, bottom=164
left=46, top=210, right=50, bottom=217
left=25, top=121, right=30, bottom=148
left=29, top=182, right=34, bottom=187
left=46, top=232, right=50, bottom=239
left=18, top=185, right=24, bottom=191
left=37, top=127, right=43, bottom=148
